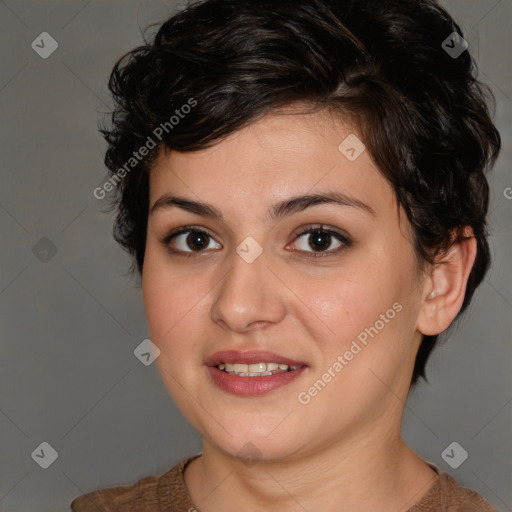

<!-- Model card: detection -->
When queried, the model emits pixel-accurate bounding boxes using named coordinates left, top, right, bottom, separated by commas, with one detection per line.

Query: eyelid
left=162, top=224, right=351, bottom=257
left=289, top=224, right=351, bottom=257
left=162, top=224, right=220, bottom=256
left=162, top=224, right=214, bottom=245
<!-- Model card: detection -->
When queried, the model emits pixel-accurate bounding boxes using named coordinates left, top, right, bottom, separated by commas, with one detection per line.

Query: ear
left=416, top=226, right=477, bottom=336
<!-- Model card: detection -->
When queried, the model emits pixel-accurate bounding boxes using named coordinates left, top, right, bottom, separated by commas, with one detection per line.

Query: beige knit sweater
left=70, top=454, right=498, bottom=511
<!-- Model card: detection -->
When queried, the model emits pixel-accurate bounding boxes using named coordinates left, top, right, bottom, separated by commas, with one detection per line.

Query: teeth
left=249, top=362, right=266, bottom=372
left=216, top=362, right=301, bottom=376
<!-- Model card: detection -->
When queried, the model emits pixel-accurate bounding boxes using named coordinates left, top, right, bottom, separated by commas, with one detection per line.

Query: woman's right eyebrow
left=149, top=194, right=223, bottom=220
left=148, top=191, right=376, bottom=223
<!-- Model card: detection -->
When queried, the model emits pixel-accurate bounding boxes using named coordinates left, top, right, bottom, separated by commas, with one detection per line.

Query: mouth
left=215, top=362, right=303, bottom=377
left=204, top=350, right=308, bottom=396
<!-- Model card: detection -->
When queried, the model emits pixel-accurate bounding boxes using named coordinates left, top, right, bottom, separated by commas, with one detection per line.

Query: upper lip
left=205, top=350, right=307, bottom=367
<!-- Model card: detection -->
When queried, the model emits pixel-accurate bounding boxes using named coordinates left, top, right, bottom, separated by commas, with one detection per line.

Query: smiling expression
left=141, top=107, right=428, bottom=461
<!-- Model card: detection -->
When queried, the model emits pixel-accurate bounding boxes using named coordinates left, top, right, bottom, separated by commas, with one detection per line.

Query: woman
left=72, top=0, right=501, bottom=510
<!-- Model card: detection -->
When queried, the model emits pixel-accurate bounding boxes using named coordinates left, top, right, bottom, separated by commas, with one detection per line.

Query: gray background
left=0, top=1, right=510, bottom=510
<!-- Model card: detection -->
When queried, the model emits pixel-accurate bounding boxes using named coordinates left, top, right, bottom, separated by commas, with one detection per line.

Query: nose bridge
left=210, top=241, right=284, bottom=331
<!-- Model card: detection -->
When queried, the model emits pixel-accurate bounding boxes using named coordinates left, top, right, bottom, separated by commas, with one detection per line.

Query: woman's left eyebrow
left=149, top=191, right=376, bottom=222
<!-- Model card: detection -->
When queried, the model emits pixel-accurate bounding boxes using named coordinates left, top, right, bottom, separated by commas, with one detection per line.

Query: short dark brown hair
left=99, top=0, right=501, bottom=386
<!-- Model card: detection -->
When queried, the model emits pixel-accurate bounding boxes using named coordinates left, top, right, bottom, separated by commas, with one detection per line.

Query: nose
left=210, top=246, right=286, bottom=333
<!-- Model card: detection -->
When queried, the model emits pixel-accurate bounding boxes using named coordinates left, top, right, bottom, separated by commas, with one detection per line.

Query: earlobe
left=416, top=227, right=477, bottom=336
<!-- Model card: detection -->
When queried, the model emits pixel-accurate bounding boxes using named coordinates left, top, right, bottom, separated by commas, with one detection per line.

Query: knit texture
left=70, top=454, right=498, bottom=511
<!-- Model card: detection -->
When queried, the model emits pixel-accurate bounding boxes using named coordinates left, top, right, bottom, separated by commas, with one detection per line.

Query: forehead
left=148, top=109, right=398, bottom=223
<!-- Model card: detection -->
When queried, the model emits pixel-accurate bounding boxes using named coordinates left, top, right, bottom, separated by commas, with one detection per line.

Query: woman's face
left=142, top=109, right=429, bottom=462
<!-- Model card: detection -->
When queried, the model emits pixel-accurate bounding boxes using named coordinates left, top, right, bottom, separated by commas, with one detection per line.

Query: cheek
left=298, top=257, right=412, bottom=372
left=295, top=267, right=389, bottom=338
left=143, top=245, right=192, bottom=323
left=142, top=254, right=186, bottom=348
left=142, top=262, right=206, bottom=411
left=142, top=254, right=214, bottom=370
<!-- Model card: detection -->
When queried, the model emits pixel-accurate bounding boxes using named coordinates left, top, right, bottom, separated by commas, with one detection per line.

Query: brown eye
left=163, top=227, right=221, bottom=254
left=184, top=231, right=209, bottom=251
left=291, top=225, right=351, bottom=257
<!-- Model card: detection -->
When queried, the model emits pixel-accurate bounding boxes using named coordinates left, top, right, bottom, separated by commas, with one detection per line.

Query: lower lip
left=206, top=365, right=307, bottom=396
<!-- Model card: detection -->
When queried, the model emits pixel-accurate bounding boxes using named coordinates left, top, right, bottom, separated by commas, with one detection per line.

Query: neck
left=184, top=420, right=438, bottom=512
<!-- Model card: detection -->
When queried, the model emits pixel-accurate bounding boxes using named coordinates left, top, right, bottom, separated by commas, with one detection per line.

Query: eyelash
left=162, top=224, right=351, bottom=259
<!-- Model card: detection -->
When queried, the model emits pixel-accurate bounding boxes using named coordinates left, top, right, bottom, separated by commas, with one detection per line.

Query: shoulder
left=70, top=454, right=200, bottom=512
left=69, top=474, right=158, bottom=512
left=409, top=465, right=498, bottom=512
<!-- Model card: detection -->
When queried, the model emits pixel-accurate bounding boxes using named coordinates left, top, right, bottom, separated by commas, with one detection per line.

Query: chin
left=203, top=421, right=306, bottom=461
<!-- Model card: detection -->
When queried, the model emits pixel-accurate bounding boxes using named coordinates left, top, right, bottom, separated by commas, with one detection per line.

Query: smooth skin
left=142, top=106, right=477, bottom=512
